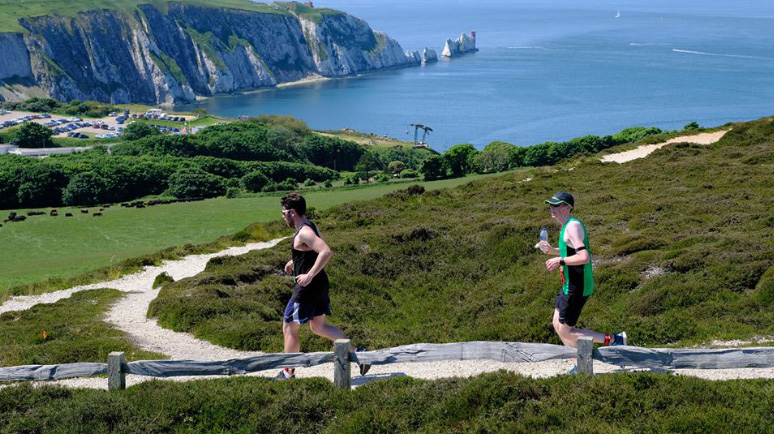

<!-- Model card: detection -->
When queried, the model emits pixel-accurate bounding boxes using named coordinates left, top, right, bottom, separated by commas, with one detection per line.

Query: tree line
left=420, top=124, right=701, bottom=180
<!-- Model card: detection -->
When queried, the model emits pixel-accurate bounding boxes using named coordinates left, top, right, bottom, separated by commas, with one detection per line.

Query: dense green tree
left=123, top=122, right=161, bottom=141
left=475, top=141, right=516, bottom=173
left=421, top=155, right=446, bottom=180
left=167, top=169, right=226, bottom=199
left=522, top=142, right=552, bottom=167
left=62, top=172, right=108, bottom=206
left=444, top=144, right=478, bottom=177
left=387, top=160, right=406, bottom=174
left=355, top=150, right=382, bottom=182
left=300, top=134, right=364, bottom=171
left=12, top=122, right=54, bottom=148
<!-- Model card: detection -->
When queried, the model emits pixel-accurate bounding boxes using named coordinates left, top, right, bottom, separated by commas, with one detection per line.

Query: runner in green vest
left=538, top=192, right=628, bottom=374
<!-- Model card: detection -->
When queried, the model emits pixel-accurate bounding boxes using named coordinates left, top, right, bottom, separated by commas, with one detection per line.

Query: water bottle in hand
left=536, top=227, right=548, bottom=250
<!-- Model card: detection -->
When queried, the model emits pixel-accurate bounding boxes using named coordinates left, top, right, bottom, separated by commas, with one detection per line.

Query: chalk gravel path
left=600, top=130, right=729, bottom=164
left=4, top=237, right=774, bottom=390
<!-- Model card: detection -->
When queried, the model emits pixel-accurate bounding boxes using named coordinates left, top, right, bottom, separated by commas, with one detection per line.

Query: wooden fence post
left=577, top=337, right=593, bottom=374
left=333, top=339, right=351, bottom=390
left=108, top=352, right=126, bottom=391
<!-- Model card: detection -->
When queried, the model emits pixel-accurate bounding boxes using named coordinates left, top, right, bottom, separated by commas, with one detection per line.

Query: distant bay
left=175, top=0, right=774, bottom=150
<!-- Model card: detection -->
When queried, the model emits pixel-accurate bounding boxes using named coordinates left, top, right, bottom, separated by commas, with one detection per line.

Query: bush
left=167, top=169, right=226, bottom=199
left=375, top=173, right=390, bottom=182
left=241, top=171, right=270, bottom=193
left=323, top=180, right=333, bottom=188
left=400, top=169, right=419, bottom=179
left=304, top=178, right=316, bottom=187
left=683, top=121, right=701, bottom=131
left=153, top=272, right=174, bottom=289
left=226, top=187, right=241, bottom=199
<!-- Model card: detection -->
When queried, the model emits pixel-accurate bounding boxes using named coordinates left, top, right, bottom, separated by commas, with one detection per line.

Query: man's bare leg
left=309, top=315, right=356, bottom=352
left=283, top=321, right=301, bottom=353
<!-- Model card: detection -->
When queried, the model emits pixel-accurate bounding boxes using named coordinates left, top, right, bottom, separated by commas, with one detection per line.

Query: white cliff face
left=0, top=4, right=422, bottom=104
left=441, top=33, right=478, bottom=58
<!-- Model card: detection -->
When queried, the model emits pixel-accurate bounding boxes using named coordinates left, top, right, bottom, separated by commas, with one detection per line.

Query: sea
left=175, top=0, right=774, bottom=151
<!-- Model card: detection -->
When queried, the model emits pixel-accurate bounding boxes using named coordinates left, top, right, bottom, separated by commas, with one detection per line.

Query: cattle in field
left=65, top=213, right=73, bottom=217
left=50, top=210, right=58, bottom=216
left=2, top=219, right=8, bottom=224
left=80, top=209, right=89, bottom=214
left=11, top=215, right=26, bottom=222
left=93, top=212, right=103, bottom=217
left=27, top=211, right=45, bottom=216
left=99, top=208, right=104, bottom=211
left=8, top=212, right=17, bottom=220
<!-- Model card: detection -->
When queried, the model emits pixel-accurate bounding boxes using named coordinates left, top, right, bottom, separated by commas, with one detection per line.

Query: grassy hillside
left=0, top=172, right=513, bottom=299
left=0, top=289, right=163, bottom=366
left=0, top=0, right=286, bottom=33
left=149, top=117, right=774, bottom=350
left=2, top=372, right=773, bottom=433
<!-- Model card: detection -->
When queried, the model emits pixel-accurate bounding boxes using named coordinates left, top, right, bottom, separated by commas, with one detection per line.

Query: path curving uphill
left=600, top=130, right=729, bottom=163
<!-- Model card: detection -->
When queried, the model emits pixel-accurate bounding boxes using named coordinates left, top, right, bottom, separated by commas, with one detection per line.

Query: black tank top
left=290, top=221, right=330, bottom=303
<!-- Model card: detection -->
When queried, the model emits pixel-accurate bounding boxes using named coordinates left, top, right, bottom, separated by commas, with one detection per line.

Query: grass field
left=0, top=0, right=285, bottom=33
left=0, top=172, right=516, bottom=297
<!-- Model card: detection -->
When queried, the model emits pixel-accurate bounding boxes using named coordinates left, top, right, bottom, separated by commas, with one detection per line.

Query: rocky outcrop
left=0, top=3, right=421, bottom=104
left=441, top=33, right=477, bottom=58
left=422, top=47, right=438, bottom=64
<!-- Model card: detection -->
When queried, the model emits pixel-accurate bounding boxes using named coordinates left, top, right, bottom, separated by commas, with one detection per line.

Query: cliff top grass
left=148, top=116, right=774, bottom=351
left=0, top=0, right=289, bottom=34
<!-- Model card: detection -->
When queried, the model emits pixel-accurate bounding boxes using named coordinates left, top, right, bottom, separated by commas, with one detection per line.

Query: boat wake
left=672, top=48, right=769, bottom=60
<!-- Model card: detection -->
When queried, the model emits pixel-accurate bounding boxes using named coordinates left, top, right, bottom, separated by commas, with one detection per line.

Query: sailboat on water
left=615, top=9, right=621, bottom=18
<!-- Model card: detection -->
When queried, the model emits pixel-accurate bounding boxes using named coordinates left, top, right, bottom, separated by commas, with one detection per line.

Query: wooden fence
left=3, top=338, right=774, bottom=391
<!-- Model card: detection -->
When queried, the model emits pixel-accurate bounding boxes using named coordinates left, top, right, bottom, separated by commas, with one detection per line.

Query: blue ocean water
left=176, top=0, right=774, bottom=150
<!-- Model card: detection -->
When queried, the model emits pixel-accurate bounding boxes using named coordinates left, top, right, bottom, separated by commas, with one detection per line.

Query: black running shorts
left=555, top=289, right=589, bottom=327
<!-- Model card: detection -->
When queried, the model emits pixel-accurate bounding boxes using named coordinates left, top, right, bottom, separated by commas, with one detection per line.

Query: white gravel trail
left=600, top=130, right=729, bottom=163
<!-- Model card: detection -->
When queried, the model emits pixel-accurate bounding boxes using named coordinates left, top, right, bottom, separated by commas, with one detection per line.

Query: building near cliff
left=0, top=1, right=424, bottom=105
left=441, top=32, right=478, bottom=57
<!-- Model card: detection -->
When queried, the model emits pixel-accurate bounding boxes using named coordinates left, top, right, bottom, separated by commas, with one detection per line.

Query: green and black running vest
left=558, top=217, right=594, bottom=296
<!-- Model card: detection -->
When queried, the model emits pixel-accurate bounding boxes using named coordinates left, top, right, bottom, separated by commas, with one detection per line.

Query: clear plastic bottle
left=540, top=227, right=548, bottom=243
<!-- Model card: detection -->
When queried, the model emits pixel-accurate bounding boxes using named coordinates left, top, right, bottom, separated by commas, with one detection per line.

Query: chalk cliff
left=0, top=3, right=421, bottom=104
left=441, top=33, right=477, bottom=58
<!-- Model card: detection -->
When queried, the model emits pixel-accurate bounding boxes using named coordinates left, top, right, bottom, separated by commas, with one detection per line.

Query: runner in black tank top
left=290, top=221, right=330, bottom=305
left=275, top=193, right=370, bottom=380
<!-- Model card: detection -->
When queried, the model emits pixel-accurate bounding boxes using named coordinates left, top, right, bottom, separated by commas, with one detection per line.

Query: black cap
left=545, top=192, right=574, bottom=208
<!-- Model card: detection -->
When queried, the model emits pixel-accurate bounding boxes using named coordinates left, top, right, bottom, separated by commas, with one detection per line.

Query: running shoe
left=355, top=348, right=371, bottom=376
left=611, top=331, right=628, bottom=346
left=566, top=364, right=578, bottom=375
left=273, top=370, right=295, bottom=380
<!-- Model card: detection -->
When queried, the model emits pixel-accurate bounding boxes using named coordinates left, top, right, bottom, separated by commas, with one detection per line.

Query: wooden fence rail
left=3, top=339, right=774, bottom=390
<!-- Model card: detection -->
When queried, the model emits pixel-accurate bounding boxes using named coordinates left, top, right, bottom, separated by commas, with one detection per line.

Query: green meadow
left=0, top=173, right=512, bottom=299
